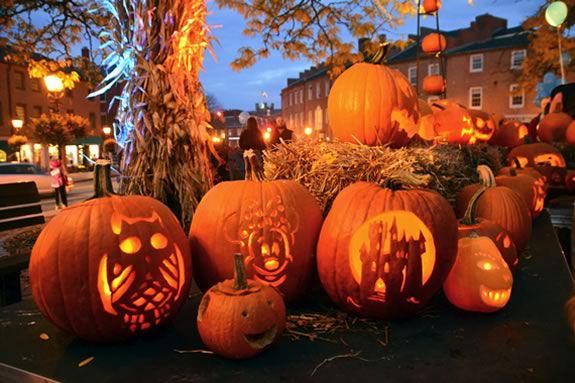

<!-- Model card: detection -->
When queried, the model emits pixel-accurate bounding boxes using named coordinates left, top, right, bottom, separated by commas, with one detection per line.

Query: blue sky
left=201, top=0, right=543, bottom=111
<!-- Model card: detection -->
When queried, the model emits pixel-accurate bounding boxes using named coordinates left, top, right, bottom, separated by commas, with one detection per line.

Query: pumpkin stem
left=461, top=187, right=487, bottom=225
left=512, top=157, right=523, bottom=169
left=233, top=253, right=249, bottom=290
left=367, top=42, right=389, bottom=65
left=387, top=170, right=430, bottom=190
left=476, top=165, right=496, bottom=188
left=91, top=159, right=116, bottom=198
left=243, top=150, right=264, bottom=182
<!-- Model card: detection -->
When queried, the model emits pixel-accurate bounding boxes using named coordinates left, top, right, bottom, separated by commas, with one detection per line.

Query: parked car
left=0, top=162, right=74, bottom=196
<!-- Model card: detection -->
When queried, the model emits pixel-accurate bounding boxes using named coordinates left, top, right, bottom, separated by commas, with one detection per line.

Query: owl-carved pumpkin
left=29, top=161, right=192, bottom=342
left=190, top=152, right=323, bottom=302
left=317, top=182, right=458, bottom=319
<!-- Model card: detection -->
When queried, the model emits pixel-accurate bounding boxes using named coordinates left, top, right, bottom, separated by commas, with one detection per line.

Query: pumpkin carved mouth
left=479, top=285, right=511, bottom=307
left=243, top=324, right=278, bottom=349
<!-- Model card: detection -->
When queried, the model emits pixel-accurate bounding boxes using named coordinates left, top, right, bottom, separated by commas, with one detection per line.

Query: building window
left=469, top=54, right=483, bottom=73
left=316, top=82, right=321, bottom=99
left=509, top=84, right=525, bottom=108
left=89, top=112, right=97, bottom=130
left=300, top=90, right=304, bottom=104
left=308, top=110, right=313, bottom=125
left=325, top=80, right=330, bottom=97
left=408, top=66, right=417, bottom=86
left=289, top=93, right=293, bottom=106
left=30, top=79, right=41, bottom=92
left=428, top=63, right=440, bottom=76
left=14, top=71, right=25, bottom=90
left=15, top=104, right=26, bottom=120
left=469, top=87, right=483, bottom=109
left=511, top=50, right=526, bottom=69
left=308, top=85, right=313, bottom=100
left=32, top=106, right=42, bottom=117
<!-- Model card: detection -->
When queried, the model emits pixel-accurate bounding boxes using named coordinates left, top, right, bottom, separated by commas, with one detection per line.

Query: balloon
left=534, top=72, right=561, bottom=107
left=238, top=111, right=250, bottom=125
left=545, top=1, right=568, bottom=27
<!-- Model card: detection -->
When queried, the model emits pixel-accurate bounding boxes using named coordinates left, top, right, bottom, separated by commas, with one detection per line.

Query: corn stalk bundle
left=264, top=140, right=504, bottom=213
left=92, top=0, right=213, bottom=226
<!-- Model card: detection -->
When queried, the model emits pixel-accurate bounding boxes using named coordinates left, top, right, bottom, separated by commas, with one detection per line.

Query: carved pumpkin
left=565, top=120, right=575, bottom=145
left=508, top=143, right=566, bottom=186
left=190, top=152, right=323, bottom=302
left=489, top=120, right=529, bottom=148
left=459, top=188, right=518, bottom=269
left=29, top=161, right=192, bottom=342
left=421, top=33, right=446, bottom=54
left=423, top=0, right=441, bottom=13
left=197, top=254, right=285, bottom=359
left=456, top=165, right=532, bottom=252
left=317, top=182, right=458, bottom=319
left=537, top=112, right=572, bottom=143
left=443, top=234, right=513, bottom=313
left=422, top=75, right=445, bottom=95
left=499, top=159, right=547, bottom=195
left=429, top=99, right=476, bottom=144
left=468, top=110, right=496, bottom=142
left=495, top=169, right=546, bottom=218
left=327, top=44, right=420, bottom=147
left=418, top=99, right=433, bottom=116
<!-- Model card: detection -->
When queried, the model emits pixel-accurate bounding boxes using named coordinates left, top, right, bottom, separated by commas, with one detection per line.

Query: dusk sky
left=200, top=0, right=543, bottom=112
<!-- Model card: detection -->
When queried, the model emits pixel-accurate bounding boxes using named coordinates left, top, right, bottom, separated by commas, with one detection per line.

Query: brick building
left=280, top=14, right=550, bottom=138
left=0, top=47, right=114, bottom=169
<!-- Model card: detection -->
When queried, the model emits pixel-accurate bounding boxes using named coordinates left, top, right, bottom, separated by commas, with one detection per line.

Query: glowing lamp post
left=102, top=126, right=112, bottom=136
left=44, top=74, right=65, bottom=112
left=304, top=126, right=313, bottom=138
left=545, top=1, right=569, bottom=84
left=11, top=119, right=23, bottom=130
left=263, top=131, right=271, bottom=143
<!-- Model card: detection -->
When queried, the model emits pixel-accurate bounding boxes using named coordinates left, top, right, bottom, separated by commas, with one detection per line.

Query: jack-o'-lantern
left=443, top=234, right=513, bottom=313
left=456, top=165, right=532, bottom=252
left=197, top=254, right=285, bottom=359
left=489, top=119, right=529, bottom=148
left=190, top=151, right=323, bottom=302
left=423, top=75, right=445, bottom=95
left=423, top=0, right=441, bottom=13
left=327, top=44, right=420, bottom=147
left=429, top=99, right=476, bottom=144
left=317, top=182, right=458, bottom=319
left=29, top=161, right=192, bottom=342
left=459, top=188, right=518, bottom=269
left=499, top=159, right=547, bottom=189
left=418, top=99, right=433, bottom=116
left=508, top=143, right=566, bottom=186
left=468, top=110, right=496, bottom=142
left=421, top=33, right=446, bottom=54
left=537, top=112, right=572, bottom=143
left=495, top=169, right=546, bottom=218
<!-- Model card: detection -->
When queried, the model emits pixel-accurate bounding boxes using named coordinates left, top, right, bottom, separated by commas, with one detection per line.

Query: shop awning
left=72, top=136, right=103, bottom=145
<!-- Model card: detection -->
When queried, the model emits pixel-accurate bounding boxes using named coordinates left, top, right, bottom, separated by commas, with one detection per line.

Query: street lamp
left=44, top=74, right=65, bottom=112
left=545, top=1, right=569, bottom=84
left=263, top=131, right=271, bottom=143
left=304, top=126, right=313, bottom=137
left=11, top=119, right=23, bottom=130
left=102, top=126, right=112, bottom=136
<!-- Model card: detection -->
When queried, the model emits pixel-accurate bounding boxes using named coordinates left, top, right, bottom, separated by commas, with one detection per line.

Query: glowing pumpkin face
left=97, top=212, right=187, bottom=332
left=468, top=110, right=496, bottom=142
left=429, top=100, right=476, bottom=144
left=444, top=236, right=513, bottom=313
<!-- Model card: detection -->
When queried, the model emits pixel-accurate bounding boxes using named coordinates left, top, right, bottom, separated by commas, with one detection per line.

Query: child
left=49, top=158, right=68, bottom=209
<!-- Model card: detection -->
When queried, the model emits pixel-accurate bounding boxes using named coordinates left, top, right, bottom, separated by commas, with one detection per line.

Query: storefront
left=18, top=136, right=103, bottom=170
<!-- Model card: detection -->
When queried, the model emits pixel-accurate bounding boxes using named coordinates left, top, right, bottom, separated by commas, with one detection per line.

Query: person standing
left=49, top=158, right=68, bottom=209
left=239, top=117, right=266, bottom=165
left=271, top=117, right=294, bottom=147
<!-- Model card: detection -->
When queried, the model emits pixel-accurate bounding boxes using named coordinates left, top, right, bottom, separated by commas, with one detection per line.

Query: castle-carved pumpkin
left=190, top=152, right=323, bottom=302
left=29, top=161, right=192, bottom=342
left=317, top=182, right=458, bottom=319
left=327, top=44, right=420, bottom=147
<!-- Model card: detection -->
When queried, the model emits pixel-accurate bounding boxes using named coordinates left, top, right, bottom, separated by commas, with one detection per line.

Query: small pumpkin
left=537, top=112, right=572, bottom=143
left=423, top=0, right=441, bottom=13
left=459, top=188, right=518, bottom=269
left=456, top=165, right=532, bottom=252
left=30, top=161, right=192, bottom=342
left=495, top=169, right=546, bottom=218
left=327, top=44, right=420, bottom=147
left=317, top=182, right=458, bottom=319
left=443, top=233, right=513, bottom=313
left=421, top=33, right=447, bottom=54
left=190, top=151, right=323, bottom=302
left=422, top=75, right=445, bottom=95
left=197, top=254, right=285, bottom=359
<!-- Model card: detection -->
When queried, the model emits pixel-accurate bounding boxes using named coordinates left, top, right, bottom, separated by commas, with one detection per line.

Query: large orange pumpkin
left=537, top=112, right=572, bottom=143
left=317, top=182, right=458, bottom=319
left=489, top=119, right=529, bottom=148
left=422, top=75, right=445, bottom=95
left=495, top=169, right=546, bottom=218
left=190, top=152, right=323, bottom=302
left=197, top=254, right=285, bottom=359
left=456, top=165, right=532, bottom=252
left=29, top=161, right=192, bottom=342
left=327, top=44, right=420, bottom=146
left=421, top=33, right=447, bottom=53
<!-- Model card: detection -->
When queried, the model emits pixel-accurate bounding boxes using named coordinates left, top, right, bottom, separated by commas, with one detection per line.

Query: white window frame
left=511, top=49, right=526, bottom=69
left=469, top=54, right=484, bottom=73
left=509, top=84, right=525, bottom=109
left=469, top=87, right=483, bottom=110
left=408, top=66, right=417, bottom=86
left=428, top=63, right=440, bottom=76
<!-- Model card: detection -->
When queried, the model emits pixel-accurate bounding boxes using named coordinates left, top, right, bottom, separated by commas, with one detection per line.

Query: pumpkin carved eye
left=119, top=236, right=141, bottom=254
left=150, top=233, right=168, bottom=249
left=477, top=260, right=499, bottom=271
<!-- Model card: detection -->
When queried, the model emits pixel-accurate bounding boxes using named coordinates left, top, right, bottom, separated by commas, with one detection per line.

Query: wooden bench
left=0, top=182, right=44, bottom=306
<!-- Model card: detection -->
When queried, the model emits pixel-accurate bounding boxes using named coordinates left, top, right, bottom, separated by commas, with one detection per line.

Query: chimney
left=81, top=47, right=90, bottom=59
left=358, top=38, right=370, bottom=55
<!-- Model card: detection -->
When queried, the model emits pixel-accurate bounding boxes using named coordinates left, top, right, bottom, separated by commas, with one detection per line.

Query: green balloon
left=546, top=1, right=568, bottom=27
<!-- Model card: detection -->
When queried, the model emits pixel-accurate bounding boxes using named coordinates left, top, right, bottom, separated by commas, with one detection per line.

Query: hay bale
left=264, top=140, right=504, bottom=213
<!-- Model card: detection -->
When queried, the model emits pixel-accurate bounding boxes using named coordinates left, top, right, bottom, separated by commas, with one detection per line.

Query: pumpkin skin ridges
left=495, top=172, right=546, bottom=218
left=30, top=194, right=192, bottom=342
left=190, top=179, right=322, bottom=302
left=317, top=182, right=457, bottom=319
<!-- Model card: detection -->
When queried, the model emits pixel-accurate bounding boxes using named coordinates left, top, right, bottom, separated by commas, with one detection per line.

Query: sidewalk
left=68, top=171, right=93, bottom=183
